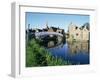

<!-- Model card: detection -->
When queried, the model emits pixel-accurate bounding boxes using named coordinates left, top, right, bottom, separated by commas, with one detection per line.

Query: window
left=75, top=26, right=78, bottom=29
left=76, top=33, right=79, bottom=36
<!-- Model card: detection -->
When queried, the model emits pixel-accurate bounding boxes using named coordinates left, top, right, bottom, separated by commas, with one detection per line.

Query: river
left=44, top=40, right=89, bottom=65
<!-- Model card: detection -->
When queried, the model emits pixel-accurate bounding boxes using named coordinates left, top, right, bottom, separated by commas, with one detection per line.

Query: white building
left=67, top=22, right=90, bottom=41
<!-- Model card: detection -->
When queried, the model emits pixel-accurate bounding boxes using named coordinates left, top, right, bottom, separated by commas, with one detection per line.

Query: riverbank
left=26, top=39, right=71, bottom=67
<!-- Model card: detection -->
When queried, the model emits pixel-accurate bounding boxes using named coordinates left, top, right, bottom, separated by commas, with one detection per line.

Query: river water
left=45, top=40, right=89, bottom=65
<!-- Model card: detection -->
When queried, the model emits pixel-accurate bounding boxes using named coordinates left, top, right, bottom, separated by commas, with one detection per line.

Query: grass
left=26, top=39, right=71, bottom=67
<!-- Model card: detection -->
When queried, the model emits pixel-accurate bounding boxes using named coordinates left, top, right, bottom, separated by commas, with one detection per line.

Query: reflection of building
left=67, top=41, right=89, bottom=54
left=67, top=22, right=90, bottom=41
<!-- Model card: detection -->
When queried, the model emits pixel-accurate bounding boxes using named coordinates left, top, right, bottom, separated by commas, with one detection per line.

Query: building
left=67, top=22, right=90, bottom=41
left=45, top=22, right=64, bottom=34
left=26, top=23, right=65, bottom=40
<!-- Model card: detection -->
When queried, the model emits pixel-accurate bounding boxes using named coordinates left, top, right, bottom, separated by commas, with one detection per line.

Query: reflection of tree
left=67, top=41, right=89, bottom=55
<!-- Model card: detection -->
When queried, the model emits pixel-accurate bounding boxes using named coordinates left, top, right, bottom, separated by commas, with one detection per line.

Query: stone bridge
left=35, top=32, right=63, bottom=38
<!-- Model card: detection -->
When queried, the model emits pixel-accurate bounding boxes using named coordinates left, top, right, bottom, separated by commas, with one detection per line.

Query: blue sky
left=26, top=12, right=89, bottom=32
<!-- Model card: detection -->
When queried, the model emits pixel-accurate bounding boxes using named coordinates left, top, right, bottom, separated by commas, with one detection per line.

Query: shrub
left=26, top=39, right=71, bottom=67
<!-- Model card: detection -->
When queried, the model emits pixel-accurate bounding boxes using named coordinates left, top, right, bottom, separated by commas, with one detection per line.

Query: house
left=27, top=23, right=65, bottom=38
left=43, top=28, right=48, bottom=32
left=67, top=22, right=90, bottom=41
left=56, top=28, right=64, bottom=34
left=48, top=27, right=58, bottom=32
left=35, top=29, right=42, bottom=32
left=45, top=23, right=64, bottom=34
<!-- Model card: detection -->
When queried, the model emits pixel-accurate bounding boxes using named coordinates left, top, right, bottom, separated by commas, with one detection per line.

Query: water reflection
left=67, top=41, right=89, bottom=55
left=47, top=41, right=55, bottom=48
left=41, top=36, right=89, bottom=65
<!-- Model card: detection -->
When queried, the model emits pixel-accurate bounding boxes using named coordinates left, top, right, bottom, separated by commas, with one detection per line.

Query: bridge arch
left=35, top=32, right=63, bottom=38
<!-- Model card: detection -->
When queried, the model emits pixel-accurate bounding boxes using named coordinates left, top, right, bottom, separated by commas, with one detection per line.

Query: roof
left=81, top=23, right=90, bottom=30
left=50, top=27, right=58, bottom=32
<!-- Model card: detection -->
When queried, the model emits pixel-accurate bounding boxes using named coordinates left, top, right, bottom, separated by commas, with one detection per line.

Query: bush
left=26, top=39, right=71, bottom=67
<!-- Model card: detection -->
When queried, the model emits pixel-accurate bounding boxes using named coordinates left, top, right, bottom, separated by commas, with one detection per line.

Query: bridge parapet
left=35, top=32, right=63, bottom=37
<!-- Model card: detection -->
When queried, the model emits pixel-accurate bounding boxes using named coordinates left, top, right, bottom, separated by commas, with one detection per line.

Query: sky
left=25, top=12, right=89, bottom=32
